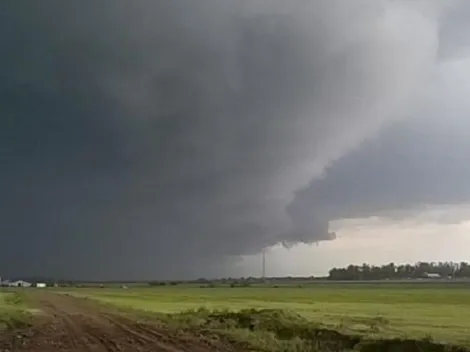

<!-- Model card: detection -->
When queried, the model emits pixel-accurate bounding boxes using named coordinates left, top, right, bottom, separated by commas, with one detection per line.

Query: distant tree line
left=11, top=262, right=470, bottom=286
left=328, top=262, right=470, bottom=280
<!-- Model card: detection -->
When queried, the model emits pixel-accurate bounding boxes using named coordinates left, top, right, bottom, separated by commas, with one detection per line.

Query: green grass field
left=58, top=282, right=470, bottom=347
left=0, top=291, right=33, bottom=331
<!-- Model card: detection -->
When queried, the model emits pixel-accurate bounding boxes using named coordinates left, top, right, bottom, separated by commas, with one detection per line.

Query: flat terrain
left=0, top=291, right=236, bottom=352
left=58, top=283, right=470, bottom=346
left=2, top=282, right=470, bottom=351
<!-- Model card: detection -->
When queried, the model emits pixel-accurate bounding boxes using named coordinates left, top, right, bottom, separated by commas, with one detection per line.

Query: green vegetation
left=328, top=261, right=470, bottom=280
left=58, top=282, right=470, bottom=349
left=0, top=291, right=33, bottom=330
left=153, top=308, right=467, bottom=352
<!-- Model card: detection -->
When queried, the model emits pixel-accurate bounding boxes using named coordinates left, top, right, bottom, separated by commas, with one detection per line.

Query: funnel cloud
left=1, top=1, right=469, bottom=279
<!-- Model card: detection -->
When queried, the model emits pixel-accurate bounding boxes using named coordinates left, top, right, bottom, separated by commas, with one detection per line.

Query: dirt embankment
left=0, top=292, right=235, bottom=352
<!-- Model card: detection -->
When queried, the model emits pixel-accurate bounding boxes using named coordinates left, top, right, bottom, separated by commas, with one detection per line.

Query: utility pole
left=262, top=249, right=266, bottom=279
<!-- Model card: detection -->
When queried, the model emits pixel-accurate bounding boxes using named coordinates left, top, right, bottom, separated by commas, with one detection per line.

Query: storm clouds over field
left=2, top=1, right=470, bottom=279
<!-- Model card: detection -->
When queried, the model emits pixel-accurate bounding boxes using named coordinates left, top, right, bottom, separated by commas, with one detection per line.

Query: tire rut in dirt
left=38, top=297, right=100, bottom=351
left=0, top=292, right=236, bottom=352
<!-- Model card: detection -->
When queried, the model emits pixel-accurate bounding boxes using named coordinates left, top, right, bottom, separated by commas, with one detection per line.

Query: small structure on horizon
left=423, top=272, right=441, bottom=279
left=7, top=280, right=32, bottom=287
left=36, top=283, right=47, bottom=288
left=262, top=250, right=266, bottom=279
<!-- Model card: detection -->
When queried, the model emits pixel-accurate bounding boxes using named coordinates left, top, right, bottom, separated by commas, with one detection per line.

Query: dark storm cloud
left=438, top=0, right=470, bottom=59
left=288, top=116, right=470, bottom=227
left=287, top=43, right=470, bottom=233
left=0, top=1, right=447, bottom=279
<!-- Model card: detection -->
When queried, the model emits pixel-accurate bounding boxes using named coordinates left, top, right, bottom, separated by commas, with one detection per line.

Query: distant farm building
left=7, top=280, right=32, bottom=287
left=0, top=279, right=32, bottom=287
left=423, top=273, right=441, bottom=279
left=35, top=283, right=47, bottom=288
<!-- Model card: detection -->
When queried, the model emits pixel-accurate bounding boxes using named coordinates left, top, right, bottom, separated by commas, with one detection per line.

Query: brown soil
left=0, top=292, right=237, bottom=352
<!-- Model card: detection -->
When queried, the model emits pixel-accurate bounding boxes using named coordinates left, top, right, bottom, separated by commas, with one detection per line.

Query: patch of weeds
left=4, top=292, right=24, bottom=306
left=0, top=312, right=32, bottom=330
left=160, top=308, right=359, bottom=351
left=156, top=308, right=470, bottom=352
left=0, top=292, right=33, bottom=331
left=358, top=338, right=469, bottom=352
left=339, top=315, right=390, bottom=334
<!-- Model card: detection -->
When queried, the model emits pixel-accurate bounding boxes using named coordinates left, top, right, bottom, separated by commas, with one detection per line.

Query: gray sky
left=1, top=1, right=470, bottom=280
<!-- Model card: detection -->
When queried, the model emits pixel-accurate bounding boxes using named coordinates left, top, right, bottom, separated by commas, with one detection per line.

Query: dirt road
left=0, top=292, right=236, bottom=352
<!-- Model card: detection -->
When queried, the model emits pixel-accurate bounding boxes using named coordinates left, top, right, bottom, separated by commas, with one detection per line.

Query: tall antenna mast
left=262, top=249, right=266, bottom=279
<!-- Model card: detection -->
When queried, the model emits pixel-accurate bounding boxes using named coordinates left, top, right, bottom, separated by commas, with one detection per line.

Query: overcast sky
left=2, top=1, right=470, bottom=280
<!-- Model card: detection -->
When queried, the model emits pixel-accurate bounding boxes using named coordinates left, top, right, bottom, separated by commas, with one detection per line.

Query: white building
left=4, top=280, right=32, bottom=287
left=423, top=272, right=441, bottom=279
left=12, top=280, right=32, bottom=287
left=36, top=283, right=46, bottom=288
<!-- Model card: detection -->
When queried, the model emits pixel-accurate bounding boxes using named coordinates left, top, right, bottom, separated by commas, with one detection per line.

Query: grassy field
left=0, top=290, right=33, bottom=331
left=58, top=282, right=470, bottom=347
